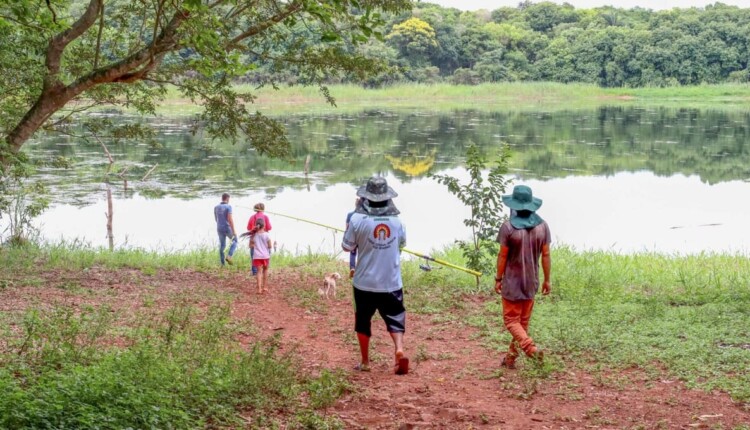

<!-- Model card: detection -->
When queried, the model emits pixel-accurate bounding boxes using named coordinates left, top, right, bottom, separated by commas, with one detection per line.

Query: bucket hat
left=356, top=177, right=400, bottom=216
left=502, top=185, right=544, bottom=229
left=357, top=176, right=398, bottom=202
left=502, top=185, right=542, bottom=212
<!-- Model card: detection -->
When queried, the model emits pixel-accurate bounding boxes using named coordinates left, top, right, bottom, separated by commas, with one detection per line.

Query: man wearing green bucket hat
left=495, top=185, right=552, bottom=369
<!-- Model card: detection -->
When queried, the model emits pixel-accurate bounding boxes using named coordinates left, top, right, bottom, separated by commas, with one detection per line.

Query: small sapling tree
left=431, top=143, right=512, bottom=286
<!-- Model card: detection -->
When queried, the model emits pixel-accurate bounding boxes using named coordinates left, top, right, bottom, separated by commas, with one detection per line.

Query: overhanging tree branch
left=5, top=8, right=186, bottom=155
left=229, top=0, right=303, bottom=47
left=73, top=10, right=185, bottom=89
left=2, top=0, right=413, bottom=167
left=93, top=2, right=104, bottom=69
left=44, top=0, right=102, bottom=91
left=45, top=0, right=58, bottom=23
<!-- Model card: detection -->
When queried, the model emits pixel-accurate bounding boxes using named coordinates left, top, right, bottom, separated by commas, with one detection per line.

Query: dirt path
left=225, top=270, right=750, bottom=429
left=3, top=266, right=749, bottom=429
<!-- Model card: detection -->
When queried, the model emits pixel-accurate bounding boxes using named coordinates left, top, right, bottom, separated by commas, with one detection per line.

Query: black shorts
left=353, top=287, right=406, bottom=337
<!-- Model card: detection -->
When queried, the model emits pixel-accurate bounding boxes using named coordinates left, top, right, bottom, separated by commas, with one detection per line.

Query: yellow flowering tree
left=386, top=17, right=439, bottom=67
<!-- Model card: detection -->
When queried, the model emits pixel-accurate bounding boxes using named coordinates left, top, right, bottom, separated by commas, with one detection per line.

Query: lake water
left=17, top=106, right=750, bottom=256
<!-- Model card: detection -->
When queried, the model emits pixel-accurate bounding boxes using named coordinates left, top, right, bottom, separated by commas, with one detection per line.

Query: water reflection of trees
left=25, top=107, right=750, bottom=205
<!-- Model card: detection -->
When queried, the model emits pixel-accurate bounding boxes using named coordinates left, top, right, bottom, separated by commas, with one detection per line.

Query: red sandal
left=394, top=351, right=409, bottom=375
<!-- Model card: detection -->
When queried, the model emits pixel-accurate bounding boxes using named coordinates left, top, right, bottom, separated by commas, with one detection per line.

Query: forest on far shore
left=253, top=1, right=750, bottom=88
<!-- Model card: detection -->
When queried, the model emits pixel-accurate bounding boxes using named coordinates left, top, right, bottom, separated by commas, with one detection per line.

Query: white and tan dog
left=319, top=272, right=342, bottom=299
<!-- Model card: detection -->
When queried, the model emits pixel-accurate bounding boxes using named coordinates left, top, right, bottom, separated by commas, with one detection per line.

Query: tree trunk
left=3, top=0, right=104, bottom=160
left=3, top=1, right=180, bottom=162
left=5, top=88, right=72, bottom=156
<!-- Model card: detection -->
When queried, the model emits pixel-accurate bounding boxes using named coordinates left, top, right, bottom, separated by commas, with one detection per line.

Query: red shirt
left=496, top=221, right=550, bottom=301
left=247, top=212, right=272, bottom=232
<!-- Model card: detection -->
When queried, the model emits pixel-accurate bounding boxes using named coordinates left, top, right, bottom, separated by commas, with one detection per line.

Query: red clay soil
left=3, top=266, right=749, bottom=429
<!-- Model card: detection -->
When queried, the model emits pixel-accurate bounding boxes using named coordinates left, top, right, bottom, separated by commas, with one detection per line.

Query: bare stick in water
left=105, top=184, right=114, bottom=251
left=142, top=163, right=158, bottom=181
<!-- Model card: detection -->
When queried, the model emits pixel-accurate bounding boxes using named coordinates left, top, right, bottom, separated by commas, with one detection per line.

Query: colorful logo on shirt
left=373, top=224, right=391, bottom=240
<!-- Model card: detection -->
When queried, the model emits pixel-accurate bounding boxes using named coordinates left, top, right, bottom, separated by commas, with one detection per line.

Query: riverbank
left=158, top=82, right=750, bottom=115
left=1, top=244, right=749, bottom=427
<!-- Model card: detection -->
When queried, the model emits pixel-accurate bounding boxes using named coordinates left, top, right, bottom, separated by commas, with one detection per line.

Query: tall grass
left=606, top=83, right=750, bottom=100
left=1, top=241, right=336, bottom=274
left=0, top=244, right=349, bottom=429
left=470, top=246, right=750, bottom=402
left=0, top=302, right=347, bottom=429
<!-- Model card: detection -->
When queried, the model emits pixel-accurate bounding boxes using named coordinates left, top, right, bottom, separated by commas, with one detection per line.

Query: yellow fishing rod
left=264, top=210, right=482, bottom=278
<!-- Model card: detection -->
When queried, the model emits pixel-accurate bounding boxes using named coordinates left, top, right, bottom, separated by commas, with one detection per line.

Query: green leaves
left=386, top=17, right=439, bottom=67
left=0, top=303, right=321, bottom=428
left=183, top=0, right=203, bottom=10
left=0, top=0, right=413, bottom=159
left=321, top=31, right=340, bottom=43
left=0, top=0, right=414, bottom=241
left=431, top=143, right=512, bottom=279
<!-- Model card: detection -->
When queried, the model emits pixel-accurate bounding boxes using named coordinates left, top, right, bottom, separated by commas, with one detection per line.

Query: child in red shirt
left=247, top=203, right=272, bottom=276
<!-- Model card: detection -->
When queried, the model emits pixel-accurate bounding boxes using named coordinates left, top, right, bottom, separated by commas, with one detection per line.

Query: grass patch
left=0, top=244, right=353, bottom=429
left=0, top=301, right=347, bottom=429
left=0, top=242, right=347, bottom=275
left=474, top=246, right=750, bottom=402
left=275, top=252, right=350, bottom=311
left=402, top=245, right=480, bottom=314
left=157, top=82, right=750, bottom=115
left=3, top=241, right=750, bottom=408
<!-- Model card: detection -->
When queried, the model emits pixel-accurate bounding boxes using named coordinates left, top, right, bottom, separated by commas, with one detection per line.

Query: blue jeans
left=250, top=247, right=256, bottom=275
left=218, top=229, right=237, bottom=266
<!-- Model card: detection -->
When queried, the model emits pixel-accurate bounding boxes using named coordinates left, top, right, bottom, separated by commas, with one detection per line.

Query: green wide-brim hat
left=502, top=185, right=542, bottom=212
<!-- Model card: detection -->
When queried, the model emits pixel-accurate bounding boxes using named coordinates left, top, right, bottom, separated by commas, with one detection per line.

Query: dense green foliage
left=0, top=0, right=411, bottom=242
left=0, top=0, right=412, bottom=161
left=0, top=303, right=346, bottom=429
left=321, top=1, right=750, bottom=87
left=3, top=0, right=749, bottom=166
left=3, top=1, right=750, bottom=239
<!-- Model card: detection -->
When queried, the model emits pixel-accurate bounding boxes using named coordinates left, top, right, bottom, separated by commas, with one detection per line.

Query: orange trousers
left=502, top=298, right=537, bottom=363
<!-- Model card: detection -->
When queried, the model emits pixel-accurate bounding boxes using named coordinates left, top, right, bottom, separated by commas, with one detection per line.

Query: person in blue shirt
left=342, top=177, right=409, bottom=375
left=214, top=193, right=237, bottom=266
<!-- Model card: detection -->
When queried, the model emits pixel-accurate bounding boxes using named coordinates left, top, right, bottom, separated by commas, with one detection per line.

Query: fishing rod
left=262, top=210, right=482, bottom=278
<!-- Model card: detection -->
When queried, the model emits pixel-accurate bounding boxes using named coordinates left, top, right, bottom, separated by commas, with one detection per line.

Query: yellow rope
left=264, top=210, right=483, bottom=277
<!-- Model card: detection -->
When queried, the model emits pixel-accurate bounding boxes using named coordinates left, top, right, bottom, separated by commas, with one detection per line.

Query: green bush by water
left=1, top=241, right=332, bottom=273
